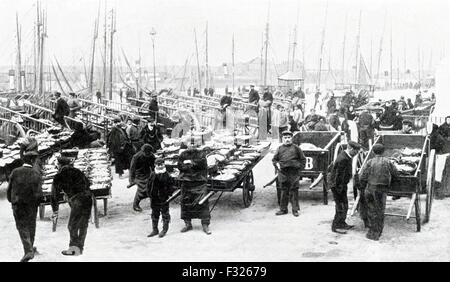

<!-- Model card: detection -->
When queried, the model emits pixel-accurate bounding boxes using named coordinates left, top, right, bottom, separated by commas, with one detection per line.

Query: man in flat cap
left=327, top=140, right=361, bottom=234
left=107, top=116, right=132, bottom=178
left=401, top=120, right=414, bottom=134
left=248, top=85, right=260, bottom=113
left=359, top=144, right=398, bottom=240
left=129, top=144, right=155, bottom=212
left=52, top=92, right=70, bottom=127
left=127, top=117, right=142, bottom=153
left=67, top=92, right=82, bottom=118
left=140, top=117, right=163, bottom=153
left=7, top=151, right=42, bottom=262
left=272, top=130, right=306, bottom=216
left=51, top=156, right=92, bottom=256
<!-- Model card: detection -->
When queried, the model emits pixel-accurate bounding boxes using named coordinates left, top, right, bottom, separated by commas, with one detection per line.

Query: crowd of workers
left=5, top=85, right=449, bottom=262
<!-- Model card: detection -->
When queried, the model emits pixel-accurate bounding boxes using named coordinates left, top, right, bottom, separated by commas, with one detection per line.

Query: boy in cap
left=51, top=156, right=92, bottom=255
left=359, top=144, right=398, bottom=240
left=140, top=117, right=163, bottom=152
left=147, top=158, right=175, bottom=238
left=327, top=140, right=361, bottom=234
left=127, top=117, right=142, bottom=152
left=7, top=151, right=42, bottom=262
left=52, top=92, right=70, bottom=127
left=272, top=130, right=306, bottom=216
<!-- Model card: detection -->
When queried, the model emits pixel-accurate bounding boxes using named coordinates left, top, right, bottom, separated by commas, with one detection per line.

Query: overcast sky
left=0, top=0, right=449, bottom=72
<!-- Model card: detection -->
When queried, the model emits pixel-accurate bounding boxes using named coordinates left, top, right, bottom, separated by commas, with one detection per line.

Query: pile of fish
left=388, top=147, right=422, bottom=176
left=157, top=135, right=270, bottom=183
left=77, top=148, right=112, bottom=191
left=299, top=143, right=322, bottom=151
left=0, top=129, right=73, bottom=168
left=40, top=148, right=112, bottom=195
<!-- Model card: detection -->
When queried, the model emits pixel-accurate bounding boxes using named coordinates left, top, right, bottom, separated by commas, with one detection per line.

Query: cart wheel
left=39, top=204, right=45, bottom=220
left=424, top=149, right=436, bottom=223
left=415, top=194, right=421, bottom=232
left=242, top=171, right=255, bottom=208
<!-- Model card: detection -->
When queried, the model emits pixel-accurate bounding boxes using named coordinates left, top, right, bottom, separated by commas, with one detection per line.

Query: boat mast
left=205, top=21, right=209, bottom=90
left=232, top=34, right=235, bottom=91
left=317, top=0, right=328, bottom=90
left=390, top=22, right=393, bottom=88
left=39, top=8, right=46, bottom=99
left=16, top=12, right=22, bottom=93
left=342, top=13, right=347, bottom=85
left=287, top=31, right=291, bottom=73
left=263, top=1, right=270, bottom=87
left=355, top=10, right=361, bottom=86
left=194, top=29, right=202, bottom=91
left=109, top=8, right=116, bottom=100
left=375, top=10, right=387, bottom=86
left=89, top=4, right=100, bottom=95
left=291, top=0, right=300, bottom=71
left=102, top=0, right=107, bottom=96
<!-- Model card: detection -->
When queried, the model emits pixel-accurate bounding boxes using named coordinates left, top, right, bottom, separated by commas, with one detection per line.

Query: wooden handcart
left=350, top=133, right=436, bottom=232
left=291, top=131, right=344, bottom=204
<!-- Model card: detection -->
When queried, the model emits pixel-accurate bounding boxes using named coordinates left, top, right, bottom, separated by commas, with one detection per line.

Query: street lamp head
left=150, top=28, right=157, bottom=37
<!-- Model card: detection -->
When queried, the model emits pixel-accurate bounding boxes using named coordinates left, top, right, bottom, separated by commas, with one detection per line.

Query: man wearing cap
left=401, top=120, right=414, bottom=134
left=107, top=117, right=131, bottom=177
left=127, top=117, right=142, bottom=152
left=272, top=130, right=306, bottom=216
left=357, top=109, right=375, bottom=148
left=262, top=88, right=274, bottom=132
left=327, top=140, right=361, bottom=234
left=129, top=144, right=156, bottom=212
left=177, top=147, right=211, bottom=234
left=146, top=158, right=175, bottom=238
left=7, top=152, right=42, bottom=262
left=148, top=93, right=159, bottom=120
left=220, top=92, right=233, bottom=127
left=67, top=92, right=82, bottom=118
left=51, top=156, right=92, bottom=255
left=140, top=117, right=163, bottom=152
left=438, top=116, right=450, bottom=140
left=52, top=92, right=70, bottom=127
left=248, top=85, right=260, bottom=113
left=359, top=144, right=398, bottom=240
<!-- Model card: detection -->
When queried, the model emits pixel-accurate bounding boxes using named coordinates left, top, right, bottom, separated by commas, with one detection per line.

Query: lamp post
left=150, top=27, right=157, bottom=91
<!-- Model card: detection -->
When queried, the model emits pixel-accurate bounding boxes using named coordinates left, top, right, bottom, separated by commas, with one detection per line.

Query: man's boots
left=202, top=224, right=212, bottom=235
left=159, top=221, right=169, bottom=238
left=180, top=220, right=193, bottom=233
left=147, top=220, right=159, bottom=237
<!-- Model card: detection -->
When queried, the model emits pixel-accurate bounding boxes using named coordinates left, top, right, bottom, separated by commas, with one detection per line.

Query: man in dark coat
left=52, top=92, right=70, bottom=127
left=107, top=117, right=132, bottom=177
left=328, top=109, right=341, bottom=131
left=126, top=117, right=142, bottom=152
left=140, top=117, right=163, bottom=152
left=359, top=144, right=398, bottom=240
left=129, top=144, right=155, bottom=212
left=327, top=94, right=337, bottom=115
left=220, top=92, right=233, bottom=127
left=262, top=88, right=274, bottom=131
left=177, top=147, right=211, bottom=234
left=148, top=94, right=159, bottom=120
left=327, top=141, right=361, bottom=234
left=248, top=85, right=260, bottom=112
left=51, top=157, right=93, bottom=255
left=68, top=121, right=94, bottom=149
left=357, top=110, right=375, bottom=149
left=272, top=130, right=306, bottom=216
left=438, top=116, right=450, bottom=139
left=147, top=158, right=175, bottom=238
left=7, top=152, right=42, bottom=262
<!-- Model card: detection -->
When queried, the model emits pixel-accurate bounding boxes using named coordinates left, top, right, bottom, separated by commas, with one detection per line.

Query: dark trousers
left=331, top=185, right=349, bottom=228
left=151, top=200, right=170, bottom=223
left=12, top=203, right=38, bottom=255
left=365, top=186, right=387, bottom=238
left=113, top=152, right=127, bottom=175
left=134, top=179, right=149, bottom=207
left=68, top=192, right=93, bottom=251
left=358, top=189, right=369, bottom=226
left=278, top=168, right=300, bottom=212
left=358, top=127, right=374, bottom=149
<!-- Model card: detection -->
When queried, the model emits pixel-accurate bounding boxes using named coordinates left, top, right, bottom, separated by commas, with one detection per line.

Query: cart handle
left=357, top=135, right=381, bottom=176
left=323, top=131, right=343, bottom=151
left=414, top=135, right=430, bottom=178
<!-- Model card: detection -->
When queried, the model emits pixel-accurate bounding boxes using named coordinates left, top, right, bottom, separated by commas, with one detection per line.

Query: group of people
left=7, top=151, right=94, bottom=261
